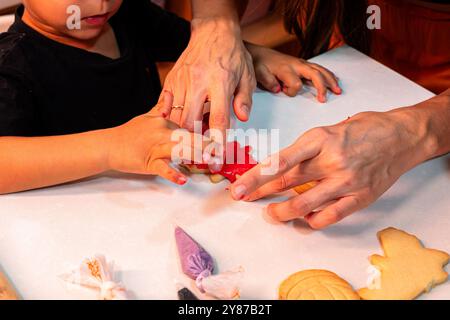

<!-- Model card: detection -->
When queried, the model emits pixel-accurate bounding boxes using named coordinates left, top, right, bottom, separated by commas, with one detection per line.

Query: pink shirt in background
left=150, top=0, right=273, bottom=25
left=151, top=0, right=166, bottom=8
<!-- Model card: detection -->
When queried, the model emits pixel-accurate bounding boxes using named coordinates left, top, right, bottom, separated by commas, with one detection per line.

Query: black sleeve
left=0, top=70, right=36, bottom=136
left=121, top=0, right=191, bottom=62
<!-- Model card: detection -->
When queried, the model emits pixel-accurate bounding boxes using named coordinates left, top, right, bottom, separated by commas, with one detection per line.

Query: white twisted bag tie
left=60, top=254, right=127, bottom=300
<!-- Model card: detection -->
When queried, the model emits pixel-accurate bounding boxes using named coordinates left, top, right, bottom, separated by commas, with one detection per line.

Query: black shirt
left=0, top=1, right=190, bottom=136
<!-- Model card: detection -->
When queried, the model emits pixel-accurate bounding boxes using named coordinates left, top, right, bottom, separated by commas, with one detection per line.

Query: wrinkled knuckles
left=277, top=155, right=293, bottom=172
left=291, top=80, right=303, bottom=91
left=329, top=151, right=350, bottom=170
left=306, top=127, right=330, bottom=140
left=291, top=196, right=313, bottom=216
left=210, top=112, right=228, bottom=127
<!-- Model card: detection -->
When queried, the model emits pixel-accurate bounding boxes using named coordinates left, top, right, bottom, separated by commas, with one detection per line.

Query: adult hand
left=158, top=18, right=256, bottom=142
left=229, top=103, right=441, bottom=229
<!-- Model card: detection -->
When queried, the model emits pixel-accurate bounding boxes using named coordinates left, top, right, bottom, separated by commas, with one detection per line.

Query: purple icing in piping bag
left=174, top=226, right=243, bottom=300
left=175, top=227, right=215, bottom=280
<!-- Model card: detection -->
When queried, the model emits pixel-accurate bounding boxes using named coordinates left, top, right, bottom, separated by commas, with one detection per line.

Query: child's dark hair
left=281, top=0, right=371, bottom=59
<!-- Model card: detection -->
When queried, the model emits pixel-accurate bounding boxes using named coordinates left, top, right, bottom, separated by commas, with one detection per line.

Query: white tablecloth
left=0, top=46, right=448, bottom=300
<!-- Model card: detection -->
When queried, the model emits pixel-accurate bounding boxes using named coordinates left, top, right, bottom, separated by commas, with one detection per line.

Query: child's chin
left=67, top=28, right=104, bottom=41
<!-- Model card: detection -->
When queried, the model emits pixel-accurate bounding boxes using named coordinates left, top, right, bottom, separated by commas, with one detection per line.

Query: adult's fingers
left=267, top=180, right=341, bottom=222
left=168, top=73, right=187, bottom=126
left=304, top=196, right=363, bottom=229
left=244, top=166, right=317, bottom=202
left=230, top=138, right=321, bottom=200
left=233, top=68, right=256, bottom=122
left=209, top=85, right=232, bottom=145
left=148, top=159, right=187, bottom=185
left=275, top=66, right=303, bottom=97
left=254, top=64, right=281, bottom=93
left=180, top=87, right=206, bottom=132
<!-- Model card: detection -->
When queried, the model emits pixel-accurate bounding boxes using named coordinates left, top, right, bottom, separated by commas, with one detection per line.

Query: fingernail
left=209, top=160, right=223, bottom=173
left=241, top=104, right=249, bottom=115
left=267, top=205, right=279, bottom=221
left=178, top=176, right=187, bottom=185
left=262, top=207, right=282, bottom=225
left=233, top=184, right=247, bottom=200
left=203, top=152, right=211, bottom=163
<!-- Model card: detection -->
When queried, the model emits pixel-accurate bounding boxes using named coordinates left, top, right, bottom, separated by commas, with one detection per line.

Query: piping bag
left=60, top=254, right=128, bottom=300
left=175, top=226, right=243, bottom=300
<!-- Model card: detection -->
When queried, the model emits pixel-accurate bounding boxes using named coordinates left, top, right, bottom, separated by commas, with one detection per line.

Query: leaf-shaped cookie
left=358, top=227, right=449, bottom=300
left=279, top=269, right=360, bottom=300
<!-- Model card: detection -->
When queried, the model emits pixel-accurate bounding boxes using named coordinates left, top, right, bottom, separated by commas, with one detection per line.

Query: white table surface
left=0, top=46, right=449, bottom=300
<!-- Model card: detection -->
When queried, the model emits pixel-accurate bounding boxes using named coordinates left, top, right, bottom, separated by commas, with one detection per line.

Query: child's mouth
left=83, top=13, right=110, bottom=27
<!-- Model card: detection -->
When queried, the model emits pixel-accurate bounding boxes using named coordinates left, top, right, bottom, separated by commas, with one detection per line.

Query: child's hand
left=107, top=108, right=204, bottom=185
left=246, top=43, right=342, bottom=103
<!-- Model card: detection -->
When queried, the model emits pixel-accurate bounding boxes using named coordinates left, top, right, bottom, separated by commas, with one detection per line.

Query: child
left=0, top=0, right=340, bottom=194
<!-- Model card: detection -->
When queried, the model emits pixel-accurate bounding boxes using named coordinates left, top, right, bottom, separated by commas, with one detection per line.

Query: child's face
left=23, top=0, right=123, bottom=40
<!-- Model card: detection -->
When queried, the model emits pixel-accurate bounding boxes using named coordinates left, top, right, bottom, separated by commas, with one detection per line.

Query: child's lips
left=83, top=13, right=110, bottom=26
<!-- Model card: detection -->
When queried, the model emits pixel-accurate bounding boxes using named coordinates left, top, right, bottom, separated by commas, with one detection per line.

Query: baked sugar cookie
left=294, top=181, right=318, bottom=195
left=279, top=269, right=360, bottom=300
left=358, top=227, right=449, bottom=300
left=0, top=269, right=19, bottom=300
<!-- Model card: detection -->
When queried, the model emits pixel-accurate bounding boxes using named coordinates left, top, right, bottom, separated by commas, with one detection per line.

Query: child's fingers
left=309, top=64, right=342, bottom=95
left=148, top=159, right=187, bottom=185
left=155, top=89, right=174, bottom=118
left=152, top=134, right=212, bottom=163
left=299, top=66, right=328, bottom=103
left=233, top=68, right=256, bottom=122
left=276, top=67, right=303, bottom=97
left=254, top=64, right=281, bottom=93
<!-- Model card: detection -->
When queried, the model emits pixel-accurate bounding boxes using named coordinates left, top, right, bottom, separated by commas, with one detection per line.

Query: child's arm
left=246, top=43, right=342, bottom=102
left=0, top=106, right=200, bottom=195
left=0, top=129, right=111, bottom=194
left=242, top=9, right=297, bottom=49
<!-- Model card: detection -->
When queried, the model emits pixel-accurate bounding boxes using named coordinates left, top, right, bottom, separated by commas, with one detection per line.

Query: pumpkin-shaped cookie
left=279, top=269, right=360, bottom=300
